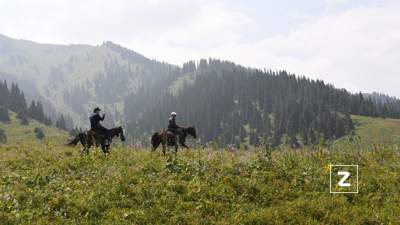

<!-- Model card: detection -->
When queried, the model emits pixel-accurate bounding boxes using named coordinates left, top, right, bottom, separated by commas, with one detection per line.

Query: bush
left=0, top=106, right=10, bottom=122
left=34, top=127, right=45, bottom=140
left=21, top=117, right=29, bottom=125
left=0, top=129, right=6, bottom=143
left=17, top=111, right=27, bottom=119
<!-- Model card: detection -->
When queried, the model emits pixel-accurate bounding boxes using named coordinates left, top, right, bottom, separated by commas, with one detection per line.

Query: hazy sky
left=0, top=0, right=399, bottom=97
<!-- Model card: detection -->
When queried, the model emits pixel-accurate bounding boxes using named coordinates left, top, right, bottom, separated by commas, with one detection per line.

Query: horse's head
left=115, top=126, right=126, bottom=142
left=186, top=126, right=197, bottom=139
left=119, top=126, right=126, bottom=142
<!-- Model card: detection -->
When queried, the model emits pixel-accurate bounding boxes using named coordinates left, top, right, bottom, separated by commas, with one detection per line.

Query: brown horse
left=67, top=126, right=126, bottom=154
left=151, top=126, right=197, bottom=154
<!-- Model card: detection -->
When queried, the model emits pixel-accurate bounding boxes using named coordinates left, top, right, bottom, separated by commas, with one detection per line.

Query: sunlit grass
left=0, top=112, right=69, bottom=145
left=1, top=141, right=400, bottom=224
left=1, top=115, right=400, bottom=224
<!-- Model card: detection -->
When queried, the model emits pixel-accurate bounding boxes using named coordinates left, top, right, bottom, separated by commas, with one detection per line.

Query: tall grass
left=1, top=139, right=400, bottom=224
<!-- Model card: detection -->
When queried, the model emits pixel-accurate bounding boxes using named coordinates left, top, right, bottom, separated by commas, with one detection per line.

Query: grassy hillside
left=1, top=116, right=400, bottom=224
left=0, top=34, right=181, bottom=126
left=334, top=115, right=400, bottom=149
left=0, top=111, right=70, bottom=145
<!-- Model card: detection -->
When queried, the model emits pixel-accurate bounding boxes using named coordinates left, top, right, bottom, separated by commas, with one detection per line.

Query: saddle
left=88, top=129, right=96, bottom=136
left=165, top=130, right=177, bottom=143
left=89, top=129, right=109, bottom=140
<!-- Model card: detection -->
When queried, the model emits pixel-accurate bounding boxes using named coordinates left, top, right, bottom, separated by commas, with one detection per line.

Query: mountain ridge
left=1, top=33, right=400, bottom=147
left=0, top=34, right=177, bottom=127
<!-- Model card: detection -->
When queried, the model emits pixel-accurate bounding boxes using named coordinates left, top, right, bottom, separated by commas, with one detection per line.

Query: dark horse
left=151, top=126, right=197, bottom=154
left=67, top=126, right=126, bottom=154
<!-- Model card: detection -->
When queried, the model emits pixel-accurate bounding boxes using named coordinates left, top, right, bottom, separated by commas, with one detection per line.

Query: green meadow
left=1, top=115, right=400, bottom=224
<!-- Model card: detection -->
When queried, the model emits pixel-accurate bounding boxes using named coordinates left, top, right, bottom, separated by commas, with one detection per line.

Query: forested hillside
left=0, top=81, right=49, bottom=123
left=0, top=34, right=180, bottom=127
left=126, top=59, right=400, bottom=147
left=0, top=80, right=70, bottom=132
left=2, top=34, right=400, bottom=147
left=0, top=79, right=72, bottom=145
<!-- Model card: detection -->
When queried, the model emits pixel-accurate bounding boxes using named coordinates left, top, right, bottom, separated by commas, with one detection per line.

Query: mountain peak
left=101, top=41, right=151, bottom=64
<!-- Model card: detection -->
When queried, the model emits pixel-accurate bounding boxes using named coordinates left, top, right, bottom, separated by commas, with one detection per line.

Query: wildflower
left=324, top=164, right=331, bottom=173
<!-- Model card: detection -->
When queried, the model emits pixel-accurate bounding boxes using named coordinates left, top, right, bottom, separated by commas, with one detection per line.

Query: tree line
left=125, top=59, right=400, bottom=148
left=0, top=80, right=68, bottom=130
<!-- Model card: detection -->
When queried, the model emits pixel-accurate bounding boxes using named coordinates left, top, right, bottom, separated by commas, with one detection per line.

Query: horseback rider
left=90, top=107, right=109, bottom=139
left=168, top=112, right=183, bottom=137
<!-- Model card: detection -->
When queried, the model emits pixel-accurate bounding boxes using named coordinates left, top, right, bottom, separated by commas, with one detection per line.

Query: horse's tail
left=66, top=134, right=81, bottom=146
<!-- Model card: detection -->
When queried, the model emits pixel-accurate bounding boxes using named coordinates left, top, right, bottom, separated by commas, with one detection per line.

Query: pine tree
left=0, top=80, right=9, bottom=107
left=34, top=127, right=45, bottom=140
left=0, top=106, right=10, bottom=122
left=56, top=115, right=67, bottom=130
left=0, top=129, right=6, bottom=143
left=21, top=117, right=29, bottom=125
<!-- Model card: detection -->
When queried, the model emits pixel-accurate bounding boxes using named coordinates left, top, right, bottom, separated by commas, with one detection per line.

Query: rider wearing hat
left=90, top=107, right=109, bottom=137
left=168, top=112, right=182, bottom=136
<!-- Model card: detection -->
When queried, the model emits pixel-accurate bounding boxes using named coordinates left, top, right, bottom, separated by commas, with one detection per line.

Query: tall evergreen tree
left=56, top=115, right=67, bottom=130
left=0, top=106, right=10, bottom=122
left=0, top=129, right=6, bottom=143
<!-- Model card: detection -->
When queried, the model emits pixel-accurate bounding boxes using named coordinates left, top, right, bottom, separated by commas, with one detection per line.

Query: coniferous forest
left=125, top=59, right=400, bottom=147
left=0, top=80, right=69, bottom=128
left=2, top=35, right=400, bottom=149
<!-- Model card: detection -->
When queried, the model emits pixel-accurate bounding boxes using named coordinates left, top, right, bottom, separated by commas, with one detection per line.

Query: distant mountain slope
left=1, top=34, right=400, bottom=147
left=0, top=34, right=182, bottom=127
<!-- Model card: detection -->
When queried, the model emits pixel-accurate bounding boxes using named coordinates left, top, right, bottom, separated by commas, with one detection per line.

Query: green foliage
left=0, top=80, right=54, bottom=126
left=34, top=127, right=45, bottom=140
left=0, top=111, right=69, bottom=144
left=1, top=116, right=400, bottom=224
left=334, top=115, right=400, bottom=149
left=56, top=115, right=67, bottom=131
left=0, top=129, right=6, bottom=143
left=20, top=117, right=29, bottom=125
left=0, top=106, right=10, bottom=122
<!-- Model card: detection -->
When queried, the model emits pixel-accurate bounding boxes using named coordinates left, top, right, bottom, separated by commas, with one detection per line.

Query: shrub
left=17, top=111, right=27, bottom=119
left=34, top=127, right=45, bottom=140
left=21, top=117, right=29, bottom=125
left=0, top=129, right=6, bottom=143
left=0, top=106, right=10, bottom=122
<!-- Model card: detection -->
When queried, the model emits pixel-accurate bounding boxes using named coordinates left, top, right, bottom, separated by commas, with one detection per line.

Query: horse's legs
left=86, top=136, right=95, bottom=154
left=101, top=142, right=109, bottom=154
left=84, top=137, right=92, bottom=154
left=152, top=140, right=160, bottom=152
left=174, top=144, right=178, bottom=154
left=179, top=139, right=189, bottom=148
left=85, top=143, right=91, bottom=154
left=79, top=136, right=90, bottom=154
left=178, top=135, right=189, bottom=149
left=181, top=142, right=189, bottom=149
left=162, top=142, right=166, bottom=155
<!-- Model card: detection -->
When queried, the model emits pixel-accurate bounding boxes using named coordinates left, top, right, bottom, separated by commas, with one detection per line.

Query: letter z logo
left=330, top=165, right=358, bottom=194
left=337, top=171, right=351, bottom=187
